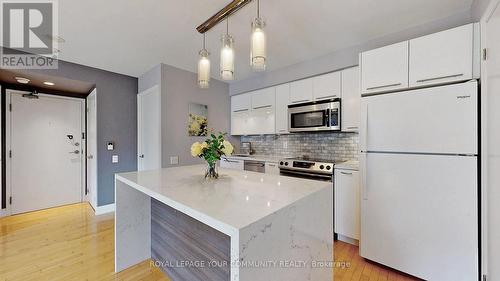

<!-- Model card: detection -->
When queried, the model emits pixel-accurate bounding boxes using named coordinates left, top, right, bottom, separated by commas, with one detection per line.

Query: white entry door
left=137, top=85, right=161, bottom=171
left=8, top=91, right=84, bottom=214
left=86, top=89, right=97, bottom=209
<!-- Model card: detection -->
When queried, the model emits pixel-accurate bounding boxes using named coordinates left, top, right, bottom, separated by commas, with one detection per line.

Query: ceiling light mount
left=196, top=0, right=253, bottom=34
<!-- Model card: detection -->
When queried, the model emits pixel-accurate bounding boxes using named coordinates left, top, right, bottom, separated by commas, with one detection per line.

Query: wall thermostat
left=107, top=142, right=114, bottom=151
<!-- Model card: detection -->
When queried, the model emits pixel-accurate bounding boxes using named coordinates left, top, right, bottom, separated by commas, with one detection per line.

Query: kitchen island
left=115, top=165, right=333, bottom=281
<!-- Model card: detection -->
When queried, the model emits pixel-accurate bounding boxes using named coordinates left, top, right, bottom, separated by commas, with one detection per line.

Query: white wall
left=139, top=64, right=238, bottom=168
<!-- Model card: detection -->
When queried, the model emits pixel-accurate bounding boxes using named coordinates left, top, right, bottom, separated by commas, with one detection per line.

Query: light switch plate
left=112, top=155, right=119, bottom=163
left=170, top=156, right=179, bottom=165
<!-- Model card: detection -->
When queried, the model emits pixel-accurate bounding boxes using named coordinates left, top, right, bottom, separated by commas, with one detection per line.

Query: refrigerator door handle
left=361, top=153, right=368, bottom=200
left=362, top=104, right=369, bottom=151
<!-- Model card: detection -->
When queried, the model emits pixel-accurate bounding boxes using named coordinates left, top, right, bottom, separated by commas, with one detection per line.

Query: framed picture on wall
left=188, top=103, right=208, bottom=136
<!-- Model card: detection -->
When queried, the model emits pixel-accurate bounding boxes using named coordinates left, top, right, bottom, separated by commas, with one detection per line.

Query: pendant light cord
left=226, top=18, right=229, bottom=35
left=257, top=0, right=260, bottom=18
left=203, top=33, right=206, bottom=49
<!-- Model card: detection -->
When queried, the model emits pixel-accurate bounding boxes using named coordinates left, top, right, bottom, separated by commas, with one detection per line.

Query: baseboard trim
left=0, top=208, right=9, bottom=218
left=94, top=203, right=115, bottom=215
left=337, top=234, right=359, bottom=246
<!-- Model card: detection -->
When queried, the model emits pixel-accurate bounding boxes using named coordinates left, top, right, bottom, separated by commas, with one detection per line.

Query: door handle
left=253, top=105, right=272, bottom=110
left=69, top=150, right=80, bottom=154
left=317, top=94, right=338, bottom=100
left=139, top=154, right=145, bottom=158
left=366, top=83, right=402, bottom=91
left=291, top=99, right=310, bottom=104
left=87, top=155, right=94, bottom=159
left=416, top=74, right=464, bottom=83
left=361, top=154, right=368, bottom=200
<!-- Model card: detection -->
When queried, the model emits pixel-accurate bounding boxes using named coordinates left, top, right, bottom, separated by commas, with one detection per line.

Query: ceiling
left=0, top=69, right=95, bottom=97
left=55, top=0, right=474, bottom=81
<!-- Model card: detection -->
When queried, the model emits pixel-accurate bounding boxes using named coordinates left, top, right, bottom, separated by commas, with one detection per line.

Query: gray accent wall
left=139, top=63, right=236, bottom=168
left=229, top=10, right=473, bottom=95
left=18, top=56, right=138, bottom=206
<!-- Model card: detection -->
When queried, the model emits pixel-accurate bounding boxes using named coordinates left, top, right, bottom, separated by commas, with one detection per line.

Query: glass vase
left=205, top=162, right=219, bottom=179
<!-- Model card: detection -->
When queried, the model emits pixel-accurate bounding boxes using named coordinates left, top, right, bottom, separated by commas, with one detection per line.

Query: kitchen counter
left=115, top=165, right=333, bottom=281
left=335, top=160, right=359, bottom=170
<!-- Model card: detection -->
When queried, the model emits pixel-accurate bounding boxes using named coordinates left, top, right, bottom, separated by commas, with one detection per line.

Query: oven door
left=289, top=109, right=329, bottom=132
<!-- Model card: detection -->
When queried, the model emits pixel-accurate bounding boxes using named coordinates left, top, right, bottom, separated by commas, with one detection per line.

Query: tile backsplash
left=240, top=132, right=359, bottom=161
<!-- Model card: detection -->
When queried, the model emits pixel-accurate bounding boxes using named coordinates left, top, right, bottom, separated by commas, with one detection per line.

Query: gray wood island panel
left=151, top=198, right=230, bottom=281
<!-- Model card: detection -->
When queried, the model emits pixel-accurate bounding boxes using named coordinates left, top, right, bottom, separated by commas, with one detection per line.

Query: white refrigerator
left=360, top=81, right=479, bottom=281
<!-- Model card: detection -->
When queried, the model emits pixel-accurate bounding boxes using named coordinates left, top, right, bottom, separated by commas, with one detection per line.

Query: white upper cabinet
left=341, top=66, right=360, bottom=132
left=275, top=83, right=291, bottom=134
left=231, top=93, right=251, bottom=113
left=290, top=78, right=313, bottom=104
left=313, top=71, right=342, bottom=100
left=251, top=87, right=276, bottom=135
left=361, top=41, right=409, bottom=95
left=409, top=23, right=475, bottom=87
left=231, top=89, right=276, bottom=136
left=251, top=87, right=275, bottom=110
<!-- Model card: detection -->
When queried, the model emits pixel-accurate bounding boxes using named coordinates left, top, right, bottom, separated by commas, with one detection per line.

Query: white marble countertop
left=335, top=160, right=359, bottom=170
left=115, top=165, right=331, bottom=234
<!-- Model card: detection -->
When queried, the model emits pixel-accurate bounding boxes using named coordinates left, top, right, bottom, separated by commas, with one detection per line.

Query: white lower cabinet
left=220, top=158, right=244, bottom=170
left=334, top=168, right=360, bottom=243
left=265, top=162, right=280, bottom=174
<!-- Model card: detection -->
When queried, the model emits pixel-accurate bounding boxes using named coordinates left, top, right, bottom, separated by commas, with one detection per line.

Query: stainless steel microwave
left=288, top=99, right=341, bottom=132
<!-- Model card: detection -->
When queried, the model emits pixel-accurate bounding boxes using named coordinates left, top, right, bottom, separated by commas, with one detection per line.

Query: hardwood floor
left=0, top=203, right=420, bottom=281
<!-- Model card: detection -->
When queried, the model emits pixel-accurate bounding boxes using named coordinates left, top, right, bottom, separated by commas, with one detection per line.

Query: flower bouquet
left=191, top=132, right=234, bottom=179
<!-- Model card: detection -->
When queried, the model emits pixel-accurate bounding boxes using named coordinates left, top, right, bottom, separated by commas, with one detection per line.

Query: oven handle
left=279, top=169, right=333, bottom=180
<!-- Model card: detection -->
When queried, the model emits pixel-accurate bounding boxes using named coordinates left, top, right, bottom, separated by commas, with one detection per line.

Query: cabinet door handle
left=416, top=74, right=464, bottom=83
left=223, top=159, right=240, bottom=163
left=347, top=126, right=358, bottom=130
left=253, top=105, right=272, bottom=110
left=291, top=99, right=310, bottom=104
left=317, top=94, right=338, bottom=99
left=366, top=83, right=402, bottom=91
left=233, top=109, right=249, bottom=113
left=340, top=171, right=353, bottom=175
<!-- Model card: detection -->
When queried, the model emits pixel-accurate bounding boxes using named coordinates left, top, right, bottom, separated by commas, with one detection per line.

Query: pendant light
left=220, top=19, right=235, bottom=80
left=251, top=0, right=266, bottom=71
left=198, top=33, right=210, bottom=89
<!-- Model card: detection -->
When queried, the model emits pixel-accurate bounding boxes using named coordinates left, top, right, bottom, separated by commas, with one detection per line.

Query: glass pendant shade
left=251, top=17, right=266, bottom=71
left=220, top=34, right=235, bottom=81
left=197, top=48, right=210, bottom=89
